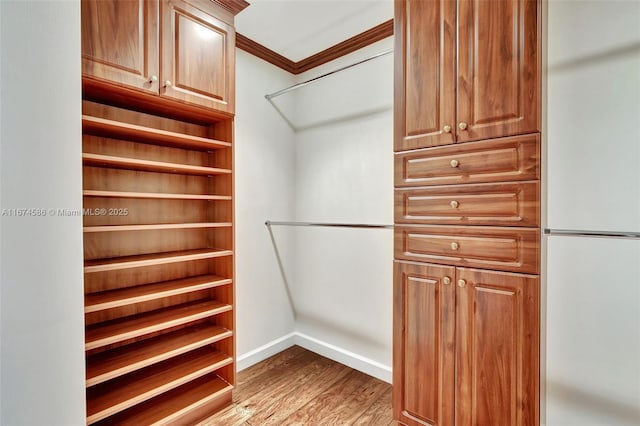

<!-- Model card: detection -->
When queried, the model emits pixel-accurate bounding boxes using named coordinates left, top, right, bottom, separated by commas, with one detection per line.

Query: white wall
left=234, top=50, right=298, bottom=368
left=0, top=1, right=86, bottom=425
left=291, top=39, right=394, bottom=381
left=546, top=1, right=640, bottom=424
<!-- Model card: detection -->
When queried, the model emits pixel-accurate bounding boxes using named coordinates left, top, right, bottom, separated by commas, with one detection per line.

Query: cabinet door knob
left=450, top=159, right=459, bottom=168
left=148, top=75, right=158, bottom=83
left=443, top=276, right=451, bottom=285
left=458, top=279, right=466, bottom=288
left=450, top=200, right=459, bottom=209
left=164, top=80, right=172, bottom=87
left=450, top=242, right=459, bottom=250
left=458, top=122, right=468, bottom=130
left=443, top=125, right=452, bottom=133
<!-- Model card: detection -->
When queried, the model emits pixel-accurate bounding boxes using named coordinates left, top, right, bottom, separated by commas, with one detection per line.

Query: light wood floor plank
left=201, top=346, right=393, bottom=426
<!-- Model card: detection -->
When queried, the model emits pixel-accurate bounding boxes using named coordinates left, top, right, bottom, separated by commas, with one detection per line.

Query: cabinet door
left=160, top=0, right=235, bottom=114
left=455, top=268, right=539, bottom=426
left=395, top=0, right=456, bottom=151
left=81, top=0, right=159, bottom=94
left=457, top=0, right=540, bottom=142
left=393, top=262, right=455, bottom=426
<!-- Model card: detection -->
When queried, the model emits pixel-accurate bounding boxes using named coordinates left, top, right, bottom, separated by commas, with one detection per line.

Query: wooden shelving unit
left=82, top=84, right=235, bottom=424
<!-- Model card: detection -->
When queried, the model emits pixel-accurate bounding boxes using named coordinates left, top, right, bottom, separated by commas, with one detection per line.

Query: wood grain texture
left=237, top=20, right=393, bottom=75
left=395, top=181, right=540, bottom=227
left=95, top=374, right=233, bottom=426
left=81, top=0, right=159, bottom=93
left=395, top=0, right=456, bottom=151
left=85, top=299, right=232, bottom=350
left=84, top=248, right=232, bottom=273
left=85, top=274, right=231, bottom=312
left=455, top=268, right=539, bottom=426
left=236, top=33, right=297, bottom=74
left=82, top=115, right=230, bottom=150
left=395, top=225, right=540, bottom=274
left=86, top=323, right=232, bottom=386
left=456, top=0, right=540, bottom=142
left=393, top=261, right=455, bottom=426
left=87, top=348, right=232, bottom=423
left=201, top=346, right=393, bottom=425
left=395, top=133, right=540, bottom=187
left=161, top=0, right=235, bottom=113
left=295, top=19, right=394, bottom=74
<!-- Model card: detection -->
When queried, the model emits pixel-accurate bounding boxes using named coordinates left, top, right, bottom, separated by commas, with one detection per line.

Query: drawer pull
left=443, top=125, right=452, bottom=133
left=458, top=122, right=468, bottom=130
left=450, top=242, right=459, bottom=250
left=450, top=159, right=459, bottom=168
left=450, top=200, right=459, bottom=209
left=443, top=276, right=451, bottom=285
left=458, top=279, right=466, bottom=288
left=148, top=75, right=158, bottom=83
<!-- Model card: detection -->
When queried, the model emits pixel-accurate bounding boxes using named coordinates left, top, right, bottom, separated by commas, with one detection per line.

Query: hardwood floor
left=199, top=346, right=394, bottom=425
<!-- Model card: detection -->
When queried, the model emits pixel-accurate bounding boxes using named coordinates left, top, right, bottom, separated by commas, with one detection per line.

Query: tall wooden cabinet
left=393, top=1, right=541, bottom=425
left=80, top=0, right=247, bottom=423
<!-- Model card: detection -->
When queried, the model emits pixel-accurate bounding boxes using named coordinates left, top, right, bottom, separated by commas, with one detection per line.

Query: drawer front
left=395, top=225, right=539, bottom=274
left=395, top=133, right=539, bottom=187
left=395, top=181, right=539, bottom=227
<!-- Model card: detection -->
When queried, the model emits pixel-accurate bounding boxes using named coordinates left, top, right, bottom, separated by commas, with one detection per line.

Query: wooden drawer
left=395, top=133, right=539, bottom=187
left=394, top=225, right=539, bottom=274
left=395, top=181, right=539, bottom=227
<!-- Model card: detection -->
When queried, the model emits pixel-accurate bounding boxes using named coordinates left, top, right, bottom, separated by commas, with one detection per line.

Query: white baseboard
left=236, top=332, right=392, bottom=383
left=236, top=332, right=296, bottom=371
left=293, top=332, right=392, bottom=384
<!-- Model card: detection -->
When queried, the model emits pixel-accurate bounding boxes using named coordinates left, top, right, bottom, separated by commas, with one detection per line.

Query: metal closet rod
left=544, top=228, right=640, bottom=240
left=265, top=220, right=394, bottom=229
left=264, top=49, right=394, bottom=100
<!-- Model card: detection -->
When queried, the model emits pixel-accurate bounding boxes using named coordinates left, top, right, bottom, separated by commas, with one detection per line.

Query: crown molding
left=236, top=33, right=297, bottom=74
left=212, top=0, right=250, bottom=15
left=236, top=19, right=393, bottom=75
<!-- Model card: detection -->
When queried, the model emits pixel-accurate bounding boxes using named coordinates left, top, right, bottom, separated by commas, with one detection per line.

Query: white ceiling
left=235, top=0, right=393, bottom=62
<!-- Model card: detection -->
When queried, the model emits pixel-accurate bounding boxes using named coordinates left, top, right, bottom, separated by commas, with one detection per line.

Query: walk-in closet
left=0, top=0, right=639, bottom=425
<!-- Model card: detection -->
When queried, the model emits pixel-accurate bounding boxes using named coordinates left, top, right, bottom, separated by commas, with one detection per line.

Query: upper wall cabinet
left=395, top=0, right=540, bottom=151
left=82, top=0, right=235, bottom=115
left=81, top=0, right=159, bottom=95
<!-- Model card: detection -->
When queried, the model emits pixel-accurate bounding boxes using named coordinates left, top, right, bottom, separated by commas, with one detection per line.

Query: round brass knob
left=450, top=200, right=459, bottom=209
left=443, top=125, right=452, bottom=133
left=458, top=122, right=468, bottom=130
left=450, top=159, right=459, bottom=168
left=458, top=279, right=466, bottom=288
left=164, top=80, right=172, bottom=87
left=443, top=276, right=451, bottom=285
left=450, top=242, right=459, bottom=250
left=149, top=75, right=158, bottom=83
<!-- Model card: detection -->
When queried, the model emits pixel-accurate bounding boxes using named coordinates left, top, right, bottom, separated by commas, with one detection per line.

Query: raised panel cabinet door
left=456, top=0, right=540, bottom=142
left=395, top=0, right=456, bottom=151
left=455, top=268, right=539, bottom=426
left=161, top=0, right=235, bottom=114
left=81, top=0, right=159, bottom=93
left=393, top=261, right=455, bottom=426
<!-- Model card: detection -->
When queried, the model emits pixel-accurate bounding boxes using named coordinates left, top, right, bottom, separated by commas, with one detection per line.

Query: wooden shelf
left=83, top=153, right=232, bottom=176
left=85, top=300, right=232, bottom=350
left=91, top=374, right=233, bottom=426
left=86, top=323, right=232, bottom=386
left=82, top=115, right=231, bottom=151
left=84, top=223, right=233, bottom=233
left=84, top=248, right=233, bottom=273
left=86, top=348, right=233, bottom=424
left=85, top=275, right=232, bottom=313
left=83, top=190, right=232, bottom=201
